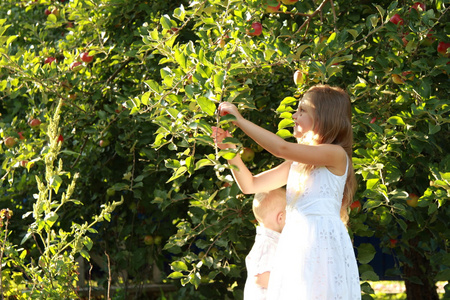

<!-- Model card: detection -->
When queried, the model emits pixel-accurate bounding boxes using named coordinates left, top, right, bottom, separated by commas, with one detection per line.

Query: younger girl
left=213, top=84, right=361, bottom=299
left=245, top=188, right=286, bottom=300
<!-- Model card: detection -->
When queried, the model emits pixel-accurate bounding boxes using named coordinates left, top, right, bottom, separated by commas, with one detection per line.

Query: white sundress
left=267, top=160, right=361, bottom=300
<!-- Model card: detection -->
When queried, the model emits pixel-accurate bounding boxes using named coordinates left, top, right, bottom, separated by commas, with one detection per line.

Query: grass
left=368, top=281, right=447, bottom=300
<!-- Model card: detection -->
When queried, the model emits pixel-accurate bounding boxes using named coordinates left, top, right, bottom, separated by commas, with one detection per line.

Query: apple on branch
left=389, top=14, right=404, bottom=26
left=4, top=137, right=16, bottom=149
left=406, top=193, right=419, bottom=207
left=241, top=147, right=255, bottom=162
left=70, top=61, right=83, bottom=71
left=246, top=22, right=263, bottom=37
left=410, top=2, right=425, bottom=12
left=293, top=70, right=305, bottom=86
left=437, top=41, right=450, bottom=57
left=44, top=57, right=57, bottom=65
left=392, top=74, right=404, bottom=84
left=29, top=118, right=41, bottom=128
left=80, top=52, right=94, bottom=63
left=350, top=200, right=361, bottom=213
left=266, top=1, right=281, bottom=13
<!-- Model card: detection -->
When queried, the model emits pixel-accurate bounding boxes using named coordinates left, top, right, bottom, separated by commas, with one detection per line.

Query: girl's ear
left=277, top=212, right=284, bottom=224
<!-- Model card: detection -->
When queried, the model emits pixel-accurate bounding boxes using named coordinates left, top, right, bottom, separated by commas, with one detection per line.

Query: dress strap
left=344, top=154, right=349, bottom=177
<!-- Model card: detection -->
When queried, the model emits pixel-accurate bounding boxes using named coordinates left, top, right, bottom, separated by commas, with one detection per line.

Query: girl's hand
left=218, top=102, right=242, bottom=122
left=212, top=126, right=235, bottom=150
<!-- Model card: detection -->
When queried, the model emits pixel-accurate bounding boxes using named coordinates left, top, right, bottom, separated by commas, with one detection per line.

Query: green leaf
left=49, top=174, right=63, bottom=194
left=213, top=70, right=224, bottom=93
left=173, top=5, right=185, bottom=21
left=357, top=243, right=376, bottom=264
left=171, top=261, right=188, bottom=272
left=278, top=119, right=294, bottom=130
left=428, top=123, right=441, bottom=134
left=276, top=129, right=292, bottom=139
left=387, top=116, right=405, bottom=126
left=197, top=96, right=215, bottom=116
left=160, top=15, right=172, bottom=30
left=167, top=166, right=187, bottom=183
left=366, top=178, right=379, bottom=190
left=44, top=212, right=58, bottom=228
left=195, top=159, right=214, bottom=170
left=168, top=271, right=185, bottom=279
left=141, top=91, right=150, bottom=106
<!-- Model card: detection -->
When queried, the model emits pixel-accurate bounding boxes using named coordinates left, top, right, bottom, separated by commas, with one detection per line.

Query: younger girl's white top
left=267, top=161, right=361, bottom=299
left=244, top=226, right=280, bottom=300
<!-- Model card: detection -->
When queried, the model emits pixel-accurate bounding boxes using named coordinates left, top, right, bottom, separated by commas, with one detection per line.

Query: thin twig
left=88, top=263, right=93, bottom=300
left=105, top=251, right=111, bottom=300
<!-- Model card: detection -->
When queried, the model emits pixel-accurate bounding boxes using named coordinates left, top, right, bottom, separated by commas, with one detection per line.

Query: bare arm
left=255, top=271, right=270, bottom=289
left=218, top=103, right=347, bottom=175
left=212, top=126, right=290, bottom=194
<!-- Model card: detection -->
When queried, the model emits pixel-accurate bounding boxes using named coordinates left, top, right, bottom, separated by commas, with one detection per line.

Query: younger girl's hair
left=301, top=84, right=357, bottom=225
left=253, top=188, right=286, bottom=223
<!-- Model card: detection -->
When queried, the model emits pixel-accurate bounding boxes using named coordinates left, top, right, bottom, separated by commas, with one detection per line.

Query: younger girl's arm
left=212, top=127, right=290, bottom=194
left=255, top=271, right=270, bottom=289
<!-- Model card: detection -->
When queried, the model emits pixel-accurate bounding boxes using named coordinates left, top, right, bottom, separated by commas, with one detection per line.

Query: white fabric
left=244, top=226, right=280, bottom=300
left=267, top=161, right=361, bottom=300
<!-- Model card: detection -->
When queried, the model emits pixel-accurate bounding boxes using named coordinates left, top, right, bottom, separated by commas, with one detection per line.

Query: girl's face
left=292, top=98, right=314, bottom=139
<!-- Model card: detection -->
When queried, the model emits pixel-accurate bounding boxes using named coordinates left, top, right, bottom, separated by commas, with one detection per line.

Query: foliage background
left=0, top=0, right=449, bottom=299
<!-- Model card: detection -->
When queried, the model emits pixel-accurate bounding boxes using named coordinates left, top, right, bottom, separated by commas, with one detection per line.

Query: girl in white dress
left=213, top=84, right=361, bottom=299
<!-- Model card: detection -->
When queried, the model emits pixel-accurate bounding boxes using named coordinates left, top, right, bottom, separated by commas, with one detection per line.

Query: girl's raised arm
left=218, top=103, right=347, bottom=175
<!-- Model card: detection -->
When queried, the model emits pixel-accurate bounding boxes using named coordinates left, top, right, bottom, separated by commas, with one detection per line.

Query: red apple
left=266, top=1, right=281, bottom=13
left=29, top=118, right=41, bottom=128
left=389, top=238, right=398, bottom=248
left=241, top=147, right=255, bottom=162
left=44, top=57, right=57, bottom=65
left=144, top=235, right=154, bottom=245
left=246, top=22, right=263, bottom=37
left=44, top=8, right=52, bottom=16
left=410, top=2, right=425, bottom=12
left=389, top=14, right=404, bottom=25
left=402, top=71, right=414, bottom=81
left=70, top=61, right=82, bottom=71
left=4, top=137, right=16, bottom=148
left=350, top=200, right=361, bottom=213
left=51, top=8, right=59, bottom=17
left=99, top=140, right=110, bottom=147
left=406, top=193, right=419, bottom=207
left=80, top=52, right=94, bottom=63
left=293, top=70, right=305, bottom=85
left=437, top=41, right=450, bottom=57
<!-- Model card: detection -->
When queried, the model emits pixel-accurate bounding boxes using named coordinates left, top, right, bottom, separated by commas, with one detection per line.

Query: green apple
left=154, top=235, right=163, bottom=245
left=293, top=70, right=305, bottom=85
left=241, top=147, right=255, bottom=162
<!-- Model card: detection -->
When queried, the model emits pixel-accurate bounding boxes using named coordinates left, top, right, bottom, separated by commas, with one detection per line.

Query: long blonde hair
left=299, top=84, right=356, bottom=225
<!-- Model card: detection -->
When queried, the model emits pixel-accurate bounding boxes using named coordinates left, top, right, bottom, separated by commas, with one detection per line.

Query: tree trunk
left=403, top=237, right=439, bottom=300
